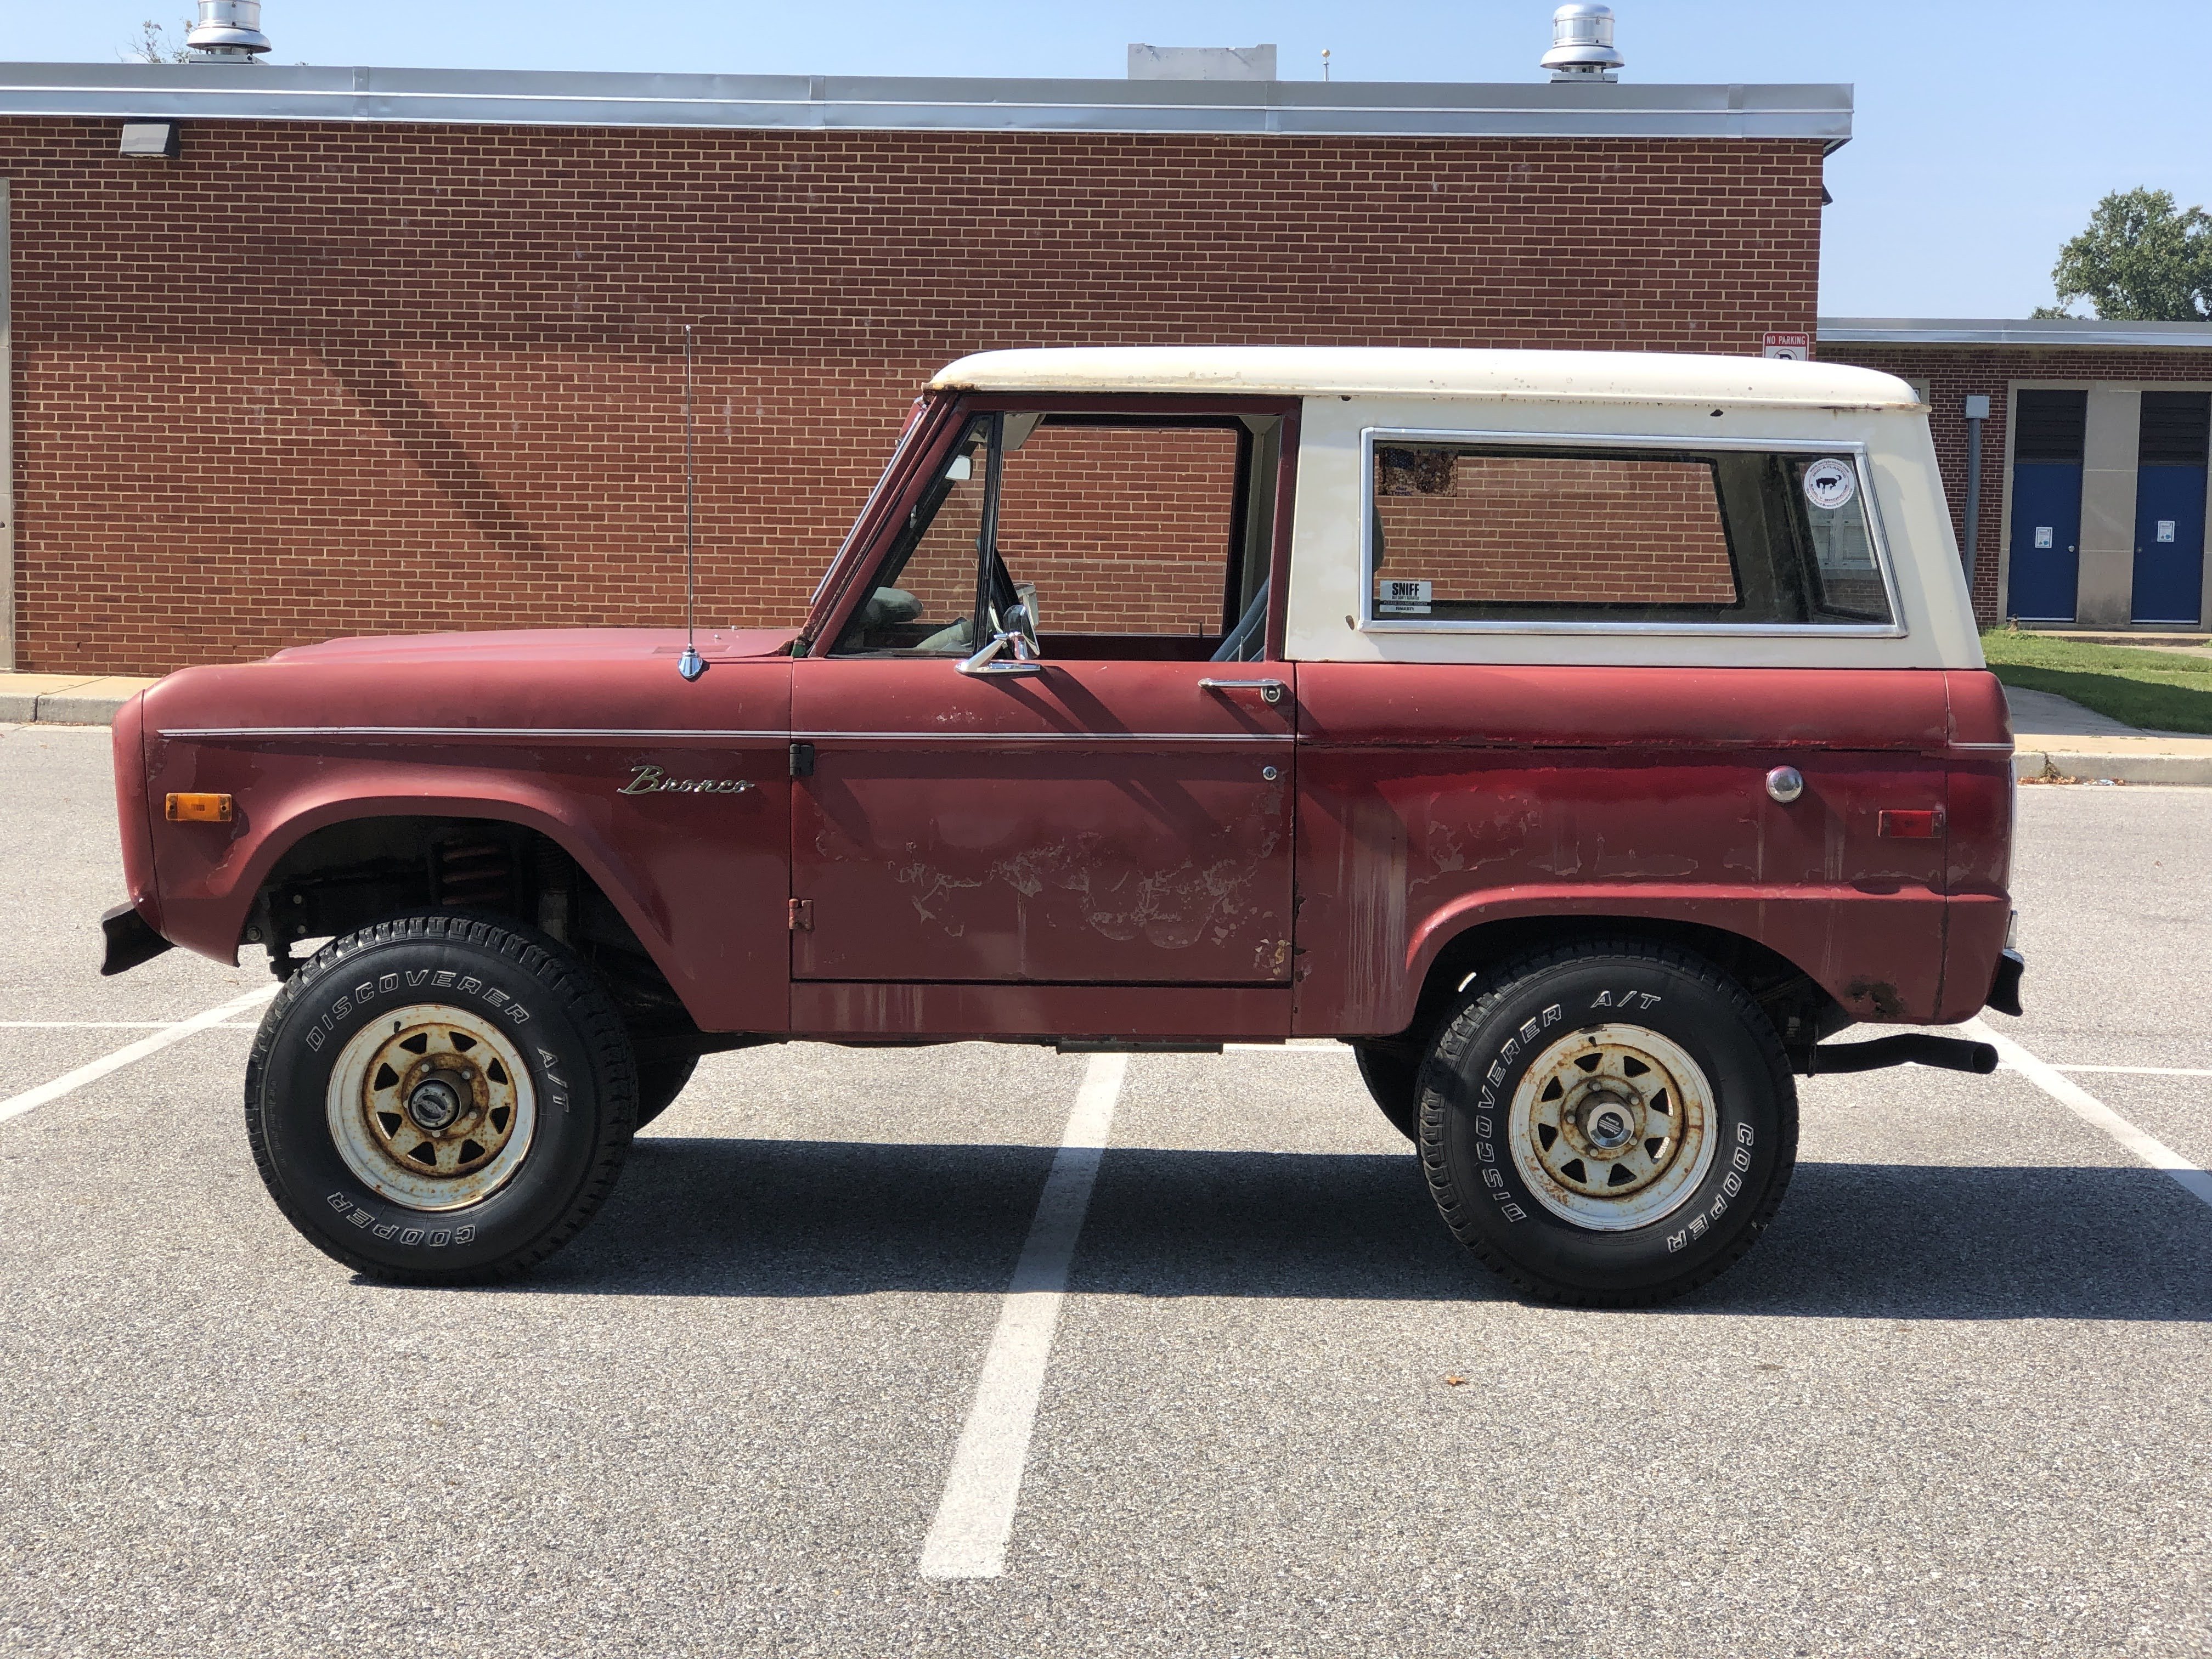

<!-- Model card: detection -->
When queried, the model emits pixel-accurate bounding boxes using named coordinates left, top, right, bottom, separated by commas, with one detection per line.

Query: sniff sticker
left=2035, top=526, right=2054, bottom=549
left=1377, top=578, right=1432, bottom=616
left=2158, top=520, right=2177, bottom=544
left=1802, top=458, right=1857, bottom=512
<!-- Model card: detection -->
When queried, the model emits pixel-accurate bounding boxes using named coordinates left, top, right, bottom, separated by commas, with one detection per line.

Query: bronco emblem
left=619, top=764, right=755, bottom=796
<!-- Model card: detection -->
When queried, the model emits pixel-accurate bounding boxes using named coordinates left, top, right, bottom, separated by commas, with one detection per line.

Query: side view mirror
left=958, top=604, right=1043, bottom=678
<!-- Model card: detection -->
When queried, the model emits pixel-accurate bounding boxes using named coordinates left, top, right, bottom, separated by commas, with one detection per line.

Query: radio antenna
left=676, top=323, right=705, bottom=682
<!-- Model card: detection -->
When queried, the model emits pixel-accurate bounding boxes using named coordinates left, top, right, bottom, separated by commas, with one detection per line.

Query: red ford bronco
left=104, top=347, right=2023, bottom=1304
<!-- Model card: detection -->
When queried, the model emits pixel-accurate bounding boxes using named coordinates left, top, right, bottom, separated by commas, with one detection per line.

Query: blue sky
left=14, top=1, right=2210, bottom=318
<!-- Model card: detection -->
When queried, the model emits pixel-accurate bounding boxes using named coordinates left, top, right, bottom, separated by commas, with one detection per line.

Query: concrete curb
left=0, top=676, right=158, bottom=726
left=2013, top=749, right=2212, bottom=786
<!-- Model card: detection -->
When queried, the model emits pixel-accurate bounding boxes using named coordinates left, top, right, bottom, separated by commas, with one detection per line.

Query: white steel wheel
left=1506, top=1022, right=1717, bottom=1232
left=325, top=1002, right=538, bottom=1211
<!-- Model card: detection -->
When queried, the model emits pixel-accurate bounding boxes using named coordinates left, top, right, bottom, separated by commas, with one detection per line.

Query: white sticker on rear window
left=1377, top=578, right=1432, bottom=615
left=1802, top=458, right=1856, bottom=511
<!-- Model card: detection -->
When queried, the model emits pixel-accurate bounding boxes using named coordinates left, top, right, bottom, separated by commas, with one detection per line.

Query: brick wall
left=1818, top=343, right=2212, bottom=624
left=0, top=116, right=1826, bottom=674
left=997, top=426, right=1241, bottom=635
left=847, top=425, right=1243, bottom=642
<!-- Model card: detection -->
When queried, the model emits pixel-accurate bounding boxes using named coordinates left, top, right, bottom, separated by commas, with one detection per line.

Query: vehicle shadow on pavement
left=515, top=1139, right=2212, bottom=1322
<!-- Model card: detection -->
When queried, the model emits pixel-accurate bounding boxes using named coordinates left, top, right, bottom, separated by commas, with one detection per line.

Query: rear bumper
left=1985, top=947, right=2025, bottom=1018
left=100, top=901, right=173, bottom=977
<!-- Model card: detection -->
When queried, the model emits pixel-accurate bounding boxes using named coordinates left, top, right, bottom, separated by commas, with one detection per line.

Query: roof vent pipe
left=187, top=1, right=272, bottom=60
left=1541, top=4, right=1622, bottom=81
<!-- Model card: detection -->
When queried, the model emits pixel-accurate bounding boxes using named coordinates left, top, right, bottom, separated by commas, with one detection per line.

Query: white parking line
left=2053, top=1065, right=2212, bottom=1078
left=1968, top=1020, right=2212, bottom=1210
left=0, top=1020, right=261, bottom=1030
left=919, top=1052, right=1127, bottom=1581
left=0, top=986, right=279, bottom=1124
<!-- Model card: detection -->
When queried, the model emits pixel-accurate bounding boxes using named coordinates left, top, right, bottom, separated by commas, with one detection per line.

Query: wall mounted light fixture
left=119, top=121, right=180, bottom=159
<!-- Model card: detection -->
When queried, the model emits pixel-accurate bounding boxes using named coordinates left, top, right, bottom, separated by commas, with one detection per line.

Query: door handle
left=1199, top=676, right=1288, bottom=706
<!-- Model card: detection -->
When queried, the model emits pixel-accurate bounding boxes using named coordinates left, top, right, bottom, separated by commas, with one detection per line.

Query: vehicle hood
left=143, top=625, right=798, bottom=738
left=266, top=626, right=799, bottom=667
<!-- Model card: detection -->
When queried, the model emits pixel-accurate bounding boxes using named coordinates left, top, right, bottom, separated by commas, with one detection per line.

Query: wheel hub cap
left=405, top=1076, right=464, bottom=1131
left=325, top=1004, right=538, bottom=1212
left=1505, top=1023, right=1718, bottom=1231
left=1582, top=1096, right=1635, bottom=1150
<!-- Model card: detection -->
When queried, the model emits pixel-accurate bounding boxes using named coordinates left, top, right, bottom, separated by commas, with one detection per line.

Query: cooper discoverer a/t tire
left=1418, top=939, right=1798, bottom=1306
left=244, top=914, right=638, bottom=1284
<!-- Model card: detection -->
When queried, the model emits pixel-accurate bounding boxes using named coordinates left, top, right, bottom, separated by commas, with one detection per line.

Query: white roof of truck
left=929, top=346, right=1921, bottom=410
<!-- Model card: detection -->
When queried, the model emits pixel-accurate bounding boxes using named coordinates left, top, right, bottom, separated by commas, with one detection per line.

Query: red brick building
left=0, top=63, right=1850, bottom=675
left=1820, top=318, right=2212, bottom=630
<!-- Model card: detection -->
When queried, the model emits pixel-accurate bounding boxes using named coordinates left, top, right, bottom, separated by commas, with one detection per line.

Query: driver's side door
left=790, top=400, right=1298, bottom=988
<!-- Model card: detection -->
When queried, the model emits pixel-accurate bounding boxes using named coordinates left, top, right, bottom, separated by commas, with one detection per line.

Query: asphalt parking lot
left=3, top=720, right=2208, bottom=1658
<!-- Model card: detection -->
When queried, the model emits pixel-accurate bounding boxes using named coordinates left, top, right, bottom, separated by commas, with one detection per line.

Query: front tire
left=1418, top=939, right=1797, bottom=1306
left=244, top=914, right=638, bottom=1284
left=1350, top=1039, right=1420, bottom=1142
left=633, top=1056, right=698, bottom=1130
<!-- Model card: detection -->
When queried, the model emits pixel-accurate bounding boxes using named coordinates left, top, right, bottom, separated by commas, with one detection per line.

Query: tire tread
left=1415, top=935, right=1798, bottom=1308
left=242, top=912, right=636, bottom=1285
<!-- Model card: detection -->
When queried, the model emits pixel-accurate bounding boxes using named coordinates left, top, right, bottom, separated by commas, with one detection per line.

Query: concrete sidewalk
left=0, top=673, right=160, bottom=725
left=2005, top=685, right=2212, bottom=786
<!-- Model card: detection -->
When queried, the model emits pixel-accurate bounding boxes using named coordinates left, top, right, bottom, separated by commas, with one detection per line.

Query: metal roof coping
left=1820, top=318, right=2212, bottom=351
left=0, top=61, right=1852, bottom=142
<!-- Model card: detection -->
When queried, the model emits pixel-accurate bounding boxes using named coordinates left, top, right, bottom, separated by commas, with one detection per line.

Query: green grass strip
left=1980, top=630, right=2212, bottom=735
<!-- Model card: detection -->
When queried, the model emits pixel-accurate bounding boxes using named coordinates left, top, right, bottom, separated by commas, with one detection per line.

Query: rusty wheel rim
left=1505, top=1023, right=1716, bottom=1231
left=325, top=1003, right=537, bottom=1211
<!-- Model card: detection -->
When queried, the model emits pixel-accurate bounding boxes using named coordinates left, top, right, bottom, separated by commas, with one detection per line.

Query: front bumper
left=100, top=901, right=173, bottom=977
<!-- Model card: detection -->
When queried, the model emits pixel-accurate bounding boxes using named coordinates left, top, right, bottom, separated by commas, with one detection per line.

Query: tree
left=122, top=19, right=195, bottom=64
left=2033, top=188, right=2212, bottom=321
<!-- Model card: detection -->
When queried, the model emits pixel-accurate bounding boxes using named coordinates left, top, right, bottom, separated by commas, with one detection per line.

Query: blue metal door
left=2007, top=462, right=2081, bottom=622
left=2131, top=393, right=2210, bottom=626
left=2132, top=466, right=2207, bottom=624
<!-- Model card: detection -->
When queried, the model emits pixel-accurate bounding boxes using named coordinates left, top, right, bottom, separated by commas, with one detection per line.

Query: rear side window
left=1366, top=437, right=1895, bottom=630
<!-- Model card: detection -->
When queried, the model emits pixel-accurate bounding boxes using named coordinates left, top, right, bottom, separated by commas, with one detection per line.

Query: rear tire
left=244, top=913, right=637, bottom=1284
left=1418, top=938, right=1797, bottom=1306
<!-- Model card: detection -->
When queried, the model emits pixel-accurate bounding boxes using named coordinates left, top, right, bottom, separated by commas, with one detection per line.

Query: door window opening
left=832, top=410, right=1282, bottom=662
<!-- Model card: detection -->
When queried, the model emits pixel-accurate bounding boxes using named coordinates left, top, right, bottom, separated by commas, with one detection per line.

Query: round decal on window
left=1803, top=458, right=1857, bottom=511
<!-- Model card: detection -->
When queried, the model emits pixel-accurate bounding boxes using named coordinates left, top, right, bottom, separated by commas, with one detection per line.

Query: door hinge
left=789, top=741, right=815, bottom=778
left=788, top=898, right=814, bottom=932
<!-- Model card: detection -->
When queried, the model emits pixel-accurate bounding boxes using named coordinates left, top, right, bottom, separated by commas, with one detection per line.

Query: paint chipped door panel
left=789, top=657, right=1294, bottom=983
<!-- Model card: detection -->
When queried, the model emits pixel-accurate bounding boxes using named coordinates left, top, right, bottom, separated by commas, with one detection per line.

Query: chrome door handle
left=1199, top=676, right=1288, bottom=706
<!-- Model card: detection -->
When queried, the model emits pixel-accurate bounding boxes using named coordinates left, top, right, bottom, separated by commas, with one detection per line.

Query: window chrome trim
left=1356, top=426, right=1909, bottom=638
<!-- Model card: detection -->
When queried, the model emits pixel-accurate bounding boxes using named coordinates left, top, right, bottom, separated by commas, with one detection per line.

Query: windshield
left=805, top=396, right=935, bottom=615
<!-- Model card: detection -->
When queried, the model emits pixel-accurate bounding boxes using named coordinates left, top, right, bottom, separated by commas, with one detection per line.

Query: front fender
left=145, top=741, right=790, bottom=1033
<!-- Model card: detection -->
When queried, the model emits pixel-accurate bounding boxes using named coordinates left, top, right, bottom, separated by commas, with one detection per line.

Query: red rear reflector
left=165, top=792, right=233, bottom=823
left=1878, top=809, right=1939, bottom=839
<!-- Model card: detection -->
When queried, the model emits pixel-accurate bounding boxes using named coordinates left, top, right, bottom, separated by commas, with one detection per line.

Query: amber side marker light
left=166, top=793, right=234, bottom=823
